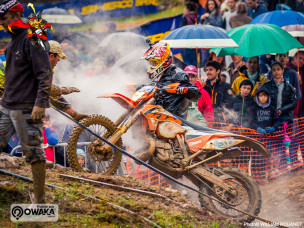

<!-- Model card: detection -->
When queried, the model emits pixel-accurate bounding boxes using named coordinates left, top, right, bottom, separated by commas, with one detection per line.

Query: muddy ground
left=0, top=154, right=240, bottom=228
left=0, top=154, right=303, bottom=228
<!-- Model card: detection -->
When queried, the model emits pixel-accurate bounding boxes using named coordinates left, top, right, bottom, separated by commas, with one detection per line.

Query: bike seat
left=174, top=115, right=219, bottom=134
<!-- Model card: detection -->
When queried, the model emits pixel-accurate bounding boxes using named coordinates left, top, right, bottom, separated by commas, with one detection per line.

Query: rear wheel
left=199, top=167, right=261, bottom=223
left=67, top=115, right=122, bottom=175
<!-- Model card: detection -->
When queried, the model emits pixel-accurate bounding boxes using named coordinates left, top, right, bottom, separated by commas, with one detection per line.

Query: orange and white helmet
left=142, top=42, right=173, bottom=80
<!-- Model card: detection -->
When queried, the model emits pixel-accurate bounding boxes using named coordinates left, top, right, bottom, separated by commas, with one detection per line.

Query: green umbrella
left=210, top=24, right=303, bottom=58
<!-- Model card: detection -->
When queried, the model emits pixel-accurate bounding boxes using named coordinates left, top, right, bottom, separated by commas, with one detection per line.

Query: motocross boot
left=31, top=161, right=46, bottom=204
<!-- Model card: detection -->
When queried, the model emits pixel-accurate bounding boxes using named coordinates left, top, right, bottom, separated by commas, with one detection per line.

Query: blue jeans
left=0, top=105, right=45, bottom=163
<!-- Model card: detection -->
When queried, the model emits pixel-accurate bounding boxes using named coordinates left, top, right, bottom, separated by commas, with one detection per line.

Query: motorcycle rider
left=142, top=41, right=201, bottom=119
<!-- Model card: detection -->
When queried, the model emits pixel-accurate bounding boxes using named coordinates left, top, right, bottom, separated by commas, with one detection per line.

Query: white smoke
left=47, top=33, right=150, bottom=152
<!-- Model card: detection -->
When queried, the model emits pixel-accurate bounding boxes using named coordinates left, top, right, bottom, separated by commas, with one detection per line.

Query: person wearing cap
left=48, top=40, right=88, bottom=121
left=231, top=56, right=268, bottom=97
left=0, top=0, right=53, bottom=204
left=202, top=61, right=233, bottom=123
left=261, top=61, right=297, bottom=130
left=184, top=65, right=214, bottom=127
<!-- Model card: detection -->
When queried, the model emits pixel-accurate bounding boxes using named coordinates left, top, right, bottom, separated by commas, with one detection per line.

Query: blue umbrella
left=250, top=10, right=304, bottom=27
left=162, top=24, right=238, bottom=48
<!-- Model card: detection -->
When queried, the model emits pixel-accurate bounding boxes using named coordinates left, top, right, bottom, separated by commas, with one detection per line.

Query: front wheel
left=199, top=167, right=262, bottom=223
left=67, top=115, right=122, bottom=175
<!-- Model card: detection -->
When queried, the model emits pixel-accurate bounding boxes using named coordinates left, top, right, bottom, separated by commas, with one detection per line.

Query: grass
left=69, top=4, right=184, bottom=33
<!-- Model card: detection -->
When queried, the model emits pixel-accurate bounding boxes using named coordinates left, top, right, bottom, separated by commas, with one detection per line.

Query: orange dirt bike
left=67, top=83, right=271, bottom=223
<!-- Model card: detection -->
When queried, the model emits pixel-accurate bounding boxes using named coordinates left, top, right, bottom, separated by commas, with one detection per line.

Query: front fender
left=98, top=93, right=137, bottom=110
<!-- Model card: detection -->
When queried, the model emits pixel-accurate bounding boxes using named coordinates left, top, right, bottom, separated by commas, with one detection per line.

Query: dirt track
left=256, top=168, right=304, bottom=228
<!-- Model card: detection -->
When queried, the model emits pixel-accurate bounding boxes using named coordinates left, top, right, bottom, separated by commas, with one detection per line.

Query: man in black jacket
left=203, top=61, right=233, bottom=123
left=0, top=0, right=52, bottom=204
left=142, top=42, right=201, bottom=119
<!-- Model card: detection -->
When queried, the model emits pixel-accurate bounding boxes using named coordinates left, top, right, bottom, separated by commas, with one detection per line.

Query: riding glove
left=60, top=87, right=80, bottom=95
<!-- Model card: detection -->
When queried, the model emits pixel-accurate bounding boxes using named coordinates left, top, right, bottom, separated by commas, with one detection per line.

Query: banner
left=0, top=0, right=158, bottom=39
left=130, top=14, right=183, bottom=44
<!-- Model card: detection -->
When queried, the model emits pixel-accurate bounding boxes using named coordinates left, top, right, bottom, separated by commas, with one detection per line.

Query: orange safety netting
left=125, top=117, right=304, bottom=186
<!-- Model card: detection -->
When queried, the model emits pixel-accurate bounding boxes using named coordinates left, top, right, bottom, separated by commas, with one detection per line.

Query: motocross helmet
left=142, top=42, right=173, bottom=80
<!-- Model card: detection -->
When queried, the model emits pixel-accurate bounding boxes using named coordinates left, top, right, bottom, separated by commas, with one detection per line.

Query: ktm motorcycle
left=67, top=83, right=270, bottom=223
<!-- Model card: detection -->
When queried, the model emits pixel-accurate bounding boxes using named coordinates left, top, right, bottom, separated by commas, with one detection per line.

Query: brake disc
left=88, top=138, right=112, bottom=162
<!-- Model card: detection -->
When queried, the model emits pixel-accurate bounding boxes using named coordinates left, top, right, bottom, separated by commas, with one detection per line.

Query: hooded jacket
left=251, top=87, right=278, bottom=129
left=155, top=65, right=201, bottom=119
left=2, top=28, right=52, bottom=110
left=231, top=66, right=268, bottom=97
left=232, top=93, right=255, bottom=127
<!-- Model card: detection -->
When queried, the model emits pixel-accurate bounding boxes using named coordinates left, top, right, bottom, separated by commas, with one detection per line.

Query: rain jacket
left=251, top=87, right=278, bottom=130
left=232, top=93, right=255, bottom=128
left=43, top=126, right=59, bottom=164
left=196, top=81, right=214, bottom=126
left=231, top=67, right=268, bottom=97
left=155, top=65, right=201, bottom=119
left=202, top=78, right=233, bottom=123
left=1, top=28, right=52, bottom=110
left=261, top=78, right=297, bottom=121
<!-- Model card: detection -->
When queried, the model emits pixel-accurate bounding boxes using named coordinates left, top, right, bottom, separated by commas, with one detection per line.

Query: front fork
left=102, top=98, right=155, bottom=152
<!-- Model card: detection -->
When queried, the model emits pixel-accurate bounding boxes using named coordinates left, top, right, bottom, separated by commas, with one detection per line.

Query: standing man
left=0, top=0, right=53, bottom=204
left=203, top=61, right=233, bottom=123
left=232, top=56, right=268, bottom=97
left=48, top=40, right=87, bottom=121
left=273, top=53, right=302, bottom=117
left=246, top=0, right=268, bottom=19
left=223, top=0, right=238, bottom=31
